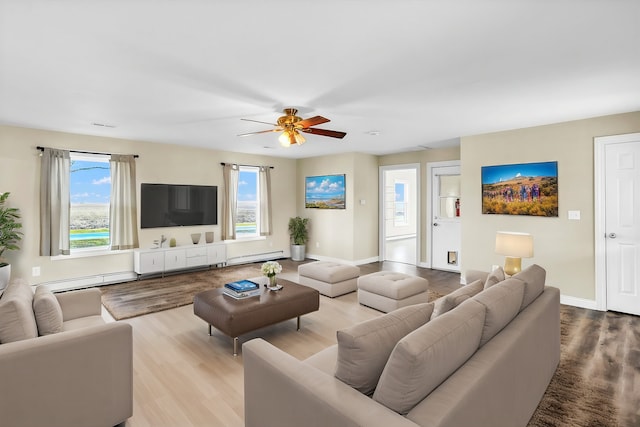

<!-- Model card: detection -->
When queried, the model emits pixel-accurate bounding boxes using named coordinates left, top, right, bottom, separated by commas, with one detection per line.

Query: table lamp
left=495, top=231, right=534, bottom=276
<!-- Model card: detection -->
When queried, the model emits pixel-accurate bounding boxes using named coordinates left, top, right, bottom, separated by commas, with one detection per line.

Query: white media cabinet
left=133, top=242, right=227, bottom=277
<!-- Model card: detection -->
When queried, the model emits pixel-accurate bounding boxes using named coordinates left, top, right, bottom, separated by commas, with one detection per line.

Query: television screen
left=141, top=183, right=218, bottom=228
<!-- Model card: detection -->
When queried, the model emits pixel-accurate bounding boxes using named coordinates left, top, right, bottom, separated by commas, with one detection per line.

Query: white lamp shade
left=495, top=232, right=534, bottom=258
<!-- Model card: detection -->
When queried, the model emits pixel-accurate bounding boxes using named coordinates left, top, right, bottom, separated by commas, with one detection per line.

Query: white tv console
left=133, top=242, right=227, bottom=277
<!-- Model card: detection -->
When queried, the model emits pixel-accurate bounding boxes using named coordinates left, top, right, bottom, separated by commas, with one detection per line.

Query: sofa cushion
left=431, top=279, right=484, bottom=319
left=335, top=302, right=434, bottom=395
left=373, top=299, right=486, bottom=415
left=33, top=286, right=63, bottom=336
left=484, top=266, right=505, bottom=289
left=0, top=279, right=38, bottom=343
left=472, top=278, right=525, bottom=347
left=512, top=264, right=546, bottom=310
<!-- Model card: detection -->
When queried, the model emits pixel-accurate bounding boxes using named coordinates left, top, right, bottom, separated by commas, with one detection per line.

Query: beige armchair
left=0, top=280, right=132, bottom=427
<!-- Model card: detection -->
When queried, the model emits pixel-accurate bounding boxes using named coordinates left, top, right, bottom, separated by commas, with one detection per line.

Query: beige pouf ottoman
left=357, top=271, right=429, bottom=313
left=298, top=261, right=360, bottom=297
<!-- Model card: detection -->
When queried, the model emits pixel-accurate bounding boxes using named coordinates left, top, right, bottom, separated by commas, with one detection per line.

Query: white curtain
left=40, top=148, right=70, bottom=256
left=109, top=154, right=139, bottom=250
left=222, top=163, right=238, bottom=240
left=259, top=166, right=272, bottom=236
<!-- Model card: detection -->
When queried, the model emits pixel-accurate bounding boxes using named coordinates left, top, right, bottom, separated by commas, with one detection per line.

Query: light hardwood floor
left=111, top=260, right=460, bottom=427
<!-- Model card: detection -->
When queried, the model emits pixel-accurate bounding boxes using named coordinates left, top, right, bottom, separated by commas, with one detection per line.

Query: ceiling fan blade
left=296, top=115, right=330, bottom=128
left=240, top=118, right=279, bottom=126
left=300, top=128, right=347, bottom=139
left=238, top=129, right=281, bottom=137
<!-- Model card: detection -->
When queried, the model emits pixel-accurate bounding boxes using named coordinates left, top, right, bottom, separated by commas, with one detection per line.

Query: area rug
left=100, top=263, right=269, bottom=320
left=100, top=265, right=444, bottom=321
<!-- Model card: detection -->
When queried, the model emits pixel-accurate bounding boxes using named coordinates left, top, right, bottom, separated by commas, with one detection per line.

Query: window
left=69, top=153, right=111, bottom=250
left=394, top=181, right=408, bottom=225
left=236, top=166, right=260, bottom=238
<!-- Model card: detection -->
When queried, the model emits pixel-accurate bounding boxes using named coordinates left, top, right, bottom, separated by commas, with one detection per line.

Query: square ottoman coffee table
left=193, top=278, right=320, bottom=355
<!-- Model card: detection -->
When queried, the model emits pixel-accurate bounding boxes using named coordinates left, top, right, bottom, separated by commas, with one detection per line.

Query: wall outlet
left=316, top=242, right=320, bottom=248
left=32, top=266, right=41, bottom=277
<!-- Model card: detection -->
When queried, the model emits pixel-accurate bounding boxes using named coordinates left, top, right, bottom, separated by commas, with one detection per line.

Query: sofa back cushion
left=472, top=278, right=525, bottom=347
left=431, top=279, right=484, bottom=319
left=335, top=302, right=434, bottom=395
left=483, top=266, right=506, bottom=289
left=373, top=299, right=486, bottom=415
left=512, top=264, right=546, bottom=310
left=0, top=279, right=38, bottom=343
left=33, top=286, right=63, bottom=336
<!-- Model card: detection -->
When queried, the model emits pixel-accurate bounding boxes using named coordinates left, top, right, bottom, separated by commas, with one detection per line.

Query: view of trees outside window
left=236, top=167, right=259, bottom=237
left=69, top=157, right=111, bottom=249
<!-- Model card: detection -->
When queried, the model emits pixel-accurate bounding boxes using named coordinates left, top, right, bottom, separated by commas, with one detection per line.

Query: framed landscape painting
left=482, top=161, right=558, bottom=217
left=305, top=174, right=346, bottom=209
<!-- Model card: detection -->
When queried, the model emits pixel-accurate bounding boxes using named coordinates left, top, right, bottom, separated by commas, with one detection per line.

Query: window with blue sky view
left=237, top=167, right=259, bottom=237
left=69, top=156, right=110, bottom=249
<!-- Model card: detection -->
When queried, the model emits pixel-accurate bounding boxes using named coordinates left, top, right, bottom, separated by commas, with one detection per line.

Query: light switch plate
left=568, top=210, right=581, bottom=220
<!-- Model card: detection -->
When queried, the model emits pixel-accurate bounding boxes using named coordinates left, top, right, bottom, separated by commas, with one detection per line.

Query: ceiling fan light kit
left=240, top=108, right=346, bottom=148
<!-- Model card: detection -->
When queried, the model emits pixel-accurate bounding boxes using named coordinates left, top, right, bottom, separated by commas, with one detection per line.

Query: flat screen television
left=141, top=183, right=218, bottom=228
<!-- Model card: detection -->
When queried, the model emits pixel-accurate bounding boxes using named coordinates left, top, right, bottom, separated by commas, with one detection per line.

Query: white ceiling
left=1, top=1, right=639, bottom=159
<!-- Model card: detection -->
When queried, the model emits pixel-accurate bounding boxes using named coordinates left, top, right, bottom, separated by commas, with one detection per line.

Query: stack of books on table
left=223, top=280, right=261, bottom=299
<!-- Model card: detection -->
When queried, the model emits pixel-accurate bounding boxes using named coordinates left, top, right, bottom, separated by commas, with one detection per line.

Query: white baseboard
left=560, top=294, right=600, bottom=310
left=226, top=250, right=284, bottom=266
left=40, top=271, right=138, bottom=292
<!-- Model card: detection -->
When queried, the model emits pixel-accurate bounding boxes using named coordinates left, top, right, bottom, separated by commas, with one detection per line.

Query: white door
left=380, top=165, right=419, bottom=265
left=431, top=165, right=461, bottom=272
left=605, top=140, right=640, bottom=316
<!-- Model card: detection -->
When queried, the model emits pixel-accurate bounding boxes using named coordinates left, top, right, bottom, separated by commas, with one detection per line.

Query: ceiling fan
left=238, top=108, right=347, bottom=147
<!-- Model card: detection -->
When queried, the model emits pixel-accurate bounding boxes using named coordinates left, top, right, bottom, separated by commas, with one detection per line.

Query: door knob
left=608, top=233, right=617, bottom=239
left=433, top=223, right=439, bottom=226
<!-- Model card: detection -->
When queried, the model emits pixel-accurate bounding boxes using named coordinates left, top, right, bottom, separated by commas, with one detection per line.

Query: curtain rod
left=220, top=162, right=274, bottom=169
left=37, top=146, right=139, bottom=158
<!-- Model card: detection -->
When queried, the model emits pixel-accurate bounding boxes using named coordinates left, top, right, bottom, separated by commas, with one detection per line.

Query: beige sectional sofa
left=0, top=279, right=133, bottom=427
left=244, top=265, right=560, bottom=427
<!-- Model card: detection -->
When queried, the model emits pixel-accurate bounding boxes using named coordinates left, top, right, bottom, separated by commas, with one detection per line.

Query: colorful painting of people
left=481, top=161, right=558, bottom=217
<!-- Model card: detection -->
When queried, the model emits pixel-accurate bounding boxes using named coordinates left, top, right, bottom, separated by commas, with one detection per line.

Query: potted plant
left=0, top=192, right=22, bottom=289
left=288, top=216, right=309, bottom=261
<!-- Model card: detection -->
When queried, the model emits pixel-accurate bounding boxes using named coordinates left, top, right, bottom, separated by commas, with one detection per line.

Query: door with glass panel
left=431, top=165, right=461, bottom=272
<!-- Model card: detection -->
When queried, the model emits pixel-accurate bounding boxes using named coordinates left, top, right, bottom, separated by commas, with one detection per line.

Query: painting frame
left=481, top=161, right=558, bottom=217
left=305, top=174, right=346, bottom=209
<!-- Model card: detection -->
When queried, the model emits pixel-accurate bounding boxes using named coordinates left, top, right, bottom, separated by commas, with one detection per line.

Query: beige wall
left=0, top=125, right=297, bottom=284
left=461, top=111, right=640, bottom=301
left=297, top=153, right=379, bottom=263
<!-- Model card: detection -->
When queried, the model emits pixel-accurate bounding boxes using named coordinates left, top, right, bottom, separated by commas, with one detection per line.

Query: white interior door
left=605, top=140, right=640, bottom=316
left=431, top=165, right=461, bottom=272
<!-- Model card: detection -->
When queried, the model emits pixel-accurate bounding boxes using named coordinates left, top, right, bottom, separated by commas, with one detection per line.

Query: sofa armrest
left=0, top=322, right=133, bottom=427
left=243, top=338, right=417, bottom=427
left=464, top=269, right=489, bottom=285
left=55, top=287, right=102, bottom=321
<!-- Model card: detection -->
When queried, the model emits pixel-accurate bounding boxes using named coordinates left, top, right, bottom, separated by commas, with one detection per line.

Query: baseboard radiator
left=226, top=250, right=285, bottom=266
left=38, top=271, right=138, bottom=293
left=38, top=251, right=285, bottom=292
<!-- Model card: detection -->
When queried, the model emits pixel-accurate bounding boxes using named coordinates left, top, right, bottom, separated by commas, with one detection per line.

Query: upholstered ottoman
left=357, top=271, right=429, bottom=312
left=298, top=261, right=360, bottom=297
